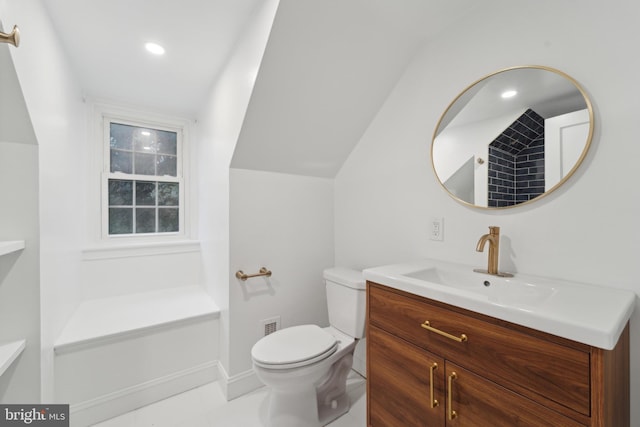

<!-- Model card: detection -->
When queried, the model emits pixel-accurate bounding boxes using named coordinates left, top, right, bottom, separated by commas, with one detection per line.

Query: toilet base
left=267, top=386, right=321, bottom=427
left=263, top=352, right=355, bottom=427
left=317, top=353, right=353, bottom=425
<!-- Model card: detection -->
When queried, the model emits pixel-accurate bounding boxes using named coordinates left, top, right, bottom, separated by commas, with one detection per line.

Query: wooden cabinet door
left=369, top=283, right=590, bottom=416
left=444, top=362, right=585, bottom=427
left=368, top=325, right=445, bottom=427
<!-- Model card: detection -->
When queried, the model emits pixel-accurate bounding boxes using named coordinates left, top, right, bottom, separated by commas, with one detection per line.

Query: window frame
left=99, top=110, right=191, bottom=242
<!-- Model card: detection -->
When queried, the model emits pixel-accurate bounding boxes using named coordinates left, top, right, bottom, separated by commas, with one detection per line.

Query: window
left=103, top=119, right=184, bottom=237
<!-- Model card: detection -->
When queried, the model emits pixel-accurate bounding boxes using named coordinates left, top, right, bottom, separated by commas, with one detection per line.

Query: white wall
left=79, top=102, right=203, bottom=301
left=0, top=139, right=40, bottom=403
left=195, top=0, right=279, bottom=386
left=335, top=0, right=640, bottom=424
left=2, top=0, right=225, bottom=404
left=0, top=0, right=86, bottom=401
left=0, top=20, right=40, bottom=404
left=229, top=169, right=334, bottom=375
left=0, top=141, right=39, bottom=402
left=79, top=252, right=203, bottom=300
left=3, top=0, right=281, bottom=404
left=197, top=2, right=337, bottom=389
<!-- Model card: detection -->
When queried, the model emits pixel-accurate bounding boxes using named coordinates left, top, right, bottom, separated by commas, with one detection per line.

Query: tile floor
left=93, top=371, right=366, bottom=427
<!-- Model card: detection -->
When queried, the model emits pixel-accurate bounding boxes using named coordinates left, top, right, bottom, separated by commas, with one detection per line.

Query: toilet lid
left=252, top=324, right=337, bottom=368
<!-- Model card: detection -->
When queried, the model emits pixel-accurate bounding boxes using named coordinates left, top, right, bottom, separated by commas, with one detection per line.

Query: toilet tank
left=323, top=267, right=366, bottom=339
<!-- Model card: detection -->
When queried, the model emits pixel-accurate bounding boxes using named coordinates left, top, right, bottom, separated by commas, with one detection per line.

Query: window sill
left=82, top=239, right=201, bottom=260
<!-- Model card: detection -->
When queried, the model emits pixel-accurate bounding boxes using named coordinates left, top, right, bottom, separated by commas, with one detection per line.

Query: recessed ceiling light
left=501, top=90, right=517, bottom=99
left=141, top=131, right=151, bottom=136
left=145, top=42, right=165, bottom=56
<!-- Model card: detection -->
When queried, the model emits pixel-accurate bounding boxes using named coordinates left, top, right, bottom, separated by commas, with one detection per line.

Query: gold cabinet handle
left=429, top=362, right=439, bottom=408
left=448, top=371, right=458, bottom=420
left=421, top=321, right=468, bottom=343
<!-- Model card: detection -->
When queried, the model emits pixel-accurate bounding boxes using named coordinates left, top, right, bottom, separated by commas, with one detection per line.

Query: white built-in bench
left=54, top=286, right=220, bottom=426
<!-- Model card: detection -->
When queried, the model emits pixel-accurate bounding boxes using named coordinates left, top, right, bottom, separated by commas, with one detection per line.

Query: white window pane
left=134, top=128, right=157, bottom=153
left=108, top=179, right=133, bottom=206
left=134, top=152, right=156, bottom=175
left=156, top=130, right=177, bottom=155
left=158, top=182, right=179, bottom=206
left=158, top=208, right=179, bottom=232
left=109, top=208, right=133, bottom=234
left=157, top=155, right=177, bottom=177
left=110, top=123, right=134, bottom=150
left=136, top=181, right=156, bottom=206
left=136, top=208, right=156, bottom=233
left=111, top=150, right=133, bottom=174
left=105, top=117, right=183, bottom=237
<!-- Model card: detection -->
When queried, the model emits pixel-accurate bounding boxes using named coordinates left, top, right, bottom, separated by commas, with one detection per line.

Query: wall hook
left=0, top=25, right=20, bottom=47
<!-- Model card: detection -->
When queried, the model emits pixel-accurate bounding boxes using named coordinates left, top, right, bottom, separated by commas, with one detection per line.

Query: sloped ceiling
left=231, top=0, right=498, bottom=178
left=42, top=0, right=505, bottom=178
left=44, top=0, right=263, bottom=117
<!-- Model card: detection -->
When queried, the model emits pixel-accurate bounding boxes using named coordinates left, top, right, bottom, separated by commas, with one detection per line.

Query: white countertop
left=364, top=259, right=636, bottom=350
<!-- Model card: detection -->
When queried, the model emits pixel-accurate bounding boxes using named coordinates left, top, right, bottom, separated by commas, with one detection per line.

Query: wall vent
left=259, top=316, right=281, bottom=337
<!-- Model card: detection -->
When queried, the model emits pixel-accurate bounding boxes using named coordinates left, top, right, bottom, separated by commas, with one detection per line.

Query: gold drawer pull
left=429, top=362, right=439, bottom=408
left=421, top=321, right=468, bottom=343
left=448, top=372, right=458, bottom=420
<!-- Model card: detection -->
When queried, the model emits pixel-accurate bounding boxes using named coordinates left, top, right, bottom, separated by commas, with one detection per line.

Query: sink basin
left=363, top=259, right=635, bottom=349
left=404, top=267, right=556, bottom=307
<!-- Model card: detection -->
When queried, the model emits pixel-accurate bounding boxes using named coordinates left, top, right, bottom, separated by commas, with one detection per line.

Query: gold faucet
left=474, top=226, right=513, bottom=277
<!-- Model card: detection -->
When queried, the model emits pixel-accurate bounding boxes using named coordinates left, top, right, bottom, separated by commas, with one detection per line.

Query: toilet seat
left=252, top=324, right=338, bottom=370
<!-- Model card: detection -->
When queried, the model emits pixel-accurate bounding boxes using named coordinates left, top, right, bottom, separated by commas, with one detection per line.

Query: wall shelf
left=0, top=240, right=25, bottom=257
left=0, top=339, right=26, bottom=377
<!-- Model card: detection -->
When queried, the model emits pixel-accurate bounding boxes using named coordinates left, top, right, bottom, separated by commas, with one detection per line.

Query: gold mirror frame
left=431, top=65, right=594, bottom=209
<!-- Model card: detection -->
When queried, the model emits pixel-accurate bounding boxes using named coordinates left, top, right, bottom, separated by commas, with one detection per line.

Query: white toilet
left=251, top=267, right=366, bottom=427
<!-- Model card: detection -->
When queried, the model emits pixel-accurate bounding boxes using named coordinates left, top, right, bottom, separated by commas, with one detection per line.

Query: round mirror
left=432, top=65, right=593, bottom=208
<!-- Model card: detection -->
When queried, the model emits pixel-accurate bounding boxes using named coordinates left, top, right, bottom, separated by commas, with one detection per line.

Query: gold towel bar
left=236, top=267, right=272, bottom=281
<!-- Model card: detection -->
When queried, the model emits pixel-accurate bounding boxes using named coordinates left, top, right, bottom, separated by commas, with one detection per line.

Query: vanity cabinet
left=367, top=282, right=630, bottom=427
left=369, top=325, right=444, bottom=426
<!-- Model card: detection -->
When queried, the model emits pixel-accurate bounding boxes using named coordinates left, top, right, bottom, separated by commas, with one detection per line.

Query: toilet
left=251, top=267, right=366, bottom=427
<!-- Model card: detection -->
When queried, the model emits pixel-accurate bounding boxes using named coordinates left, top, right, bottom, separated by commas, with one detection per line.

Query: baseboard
left=217, top=363, right=264, bottom=401
left=215, top=357, right=365, bottom=402
left=69, top=360, right=218, bottom=427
